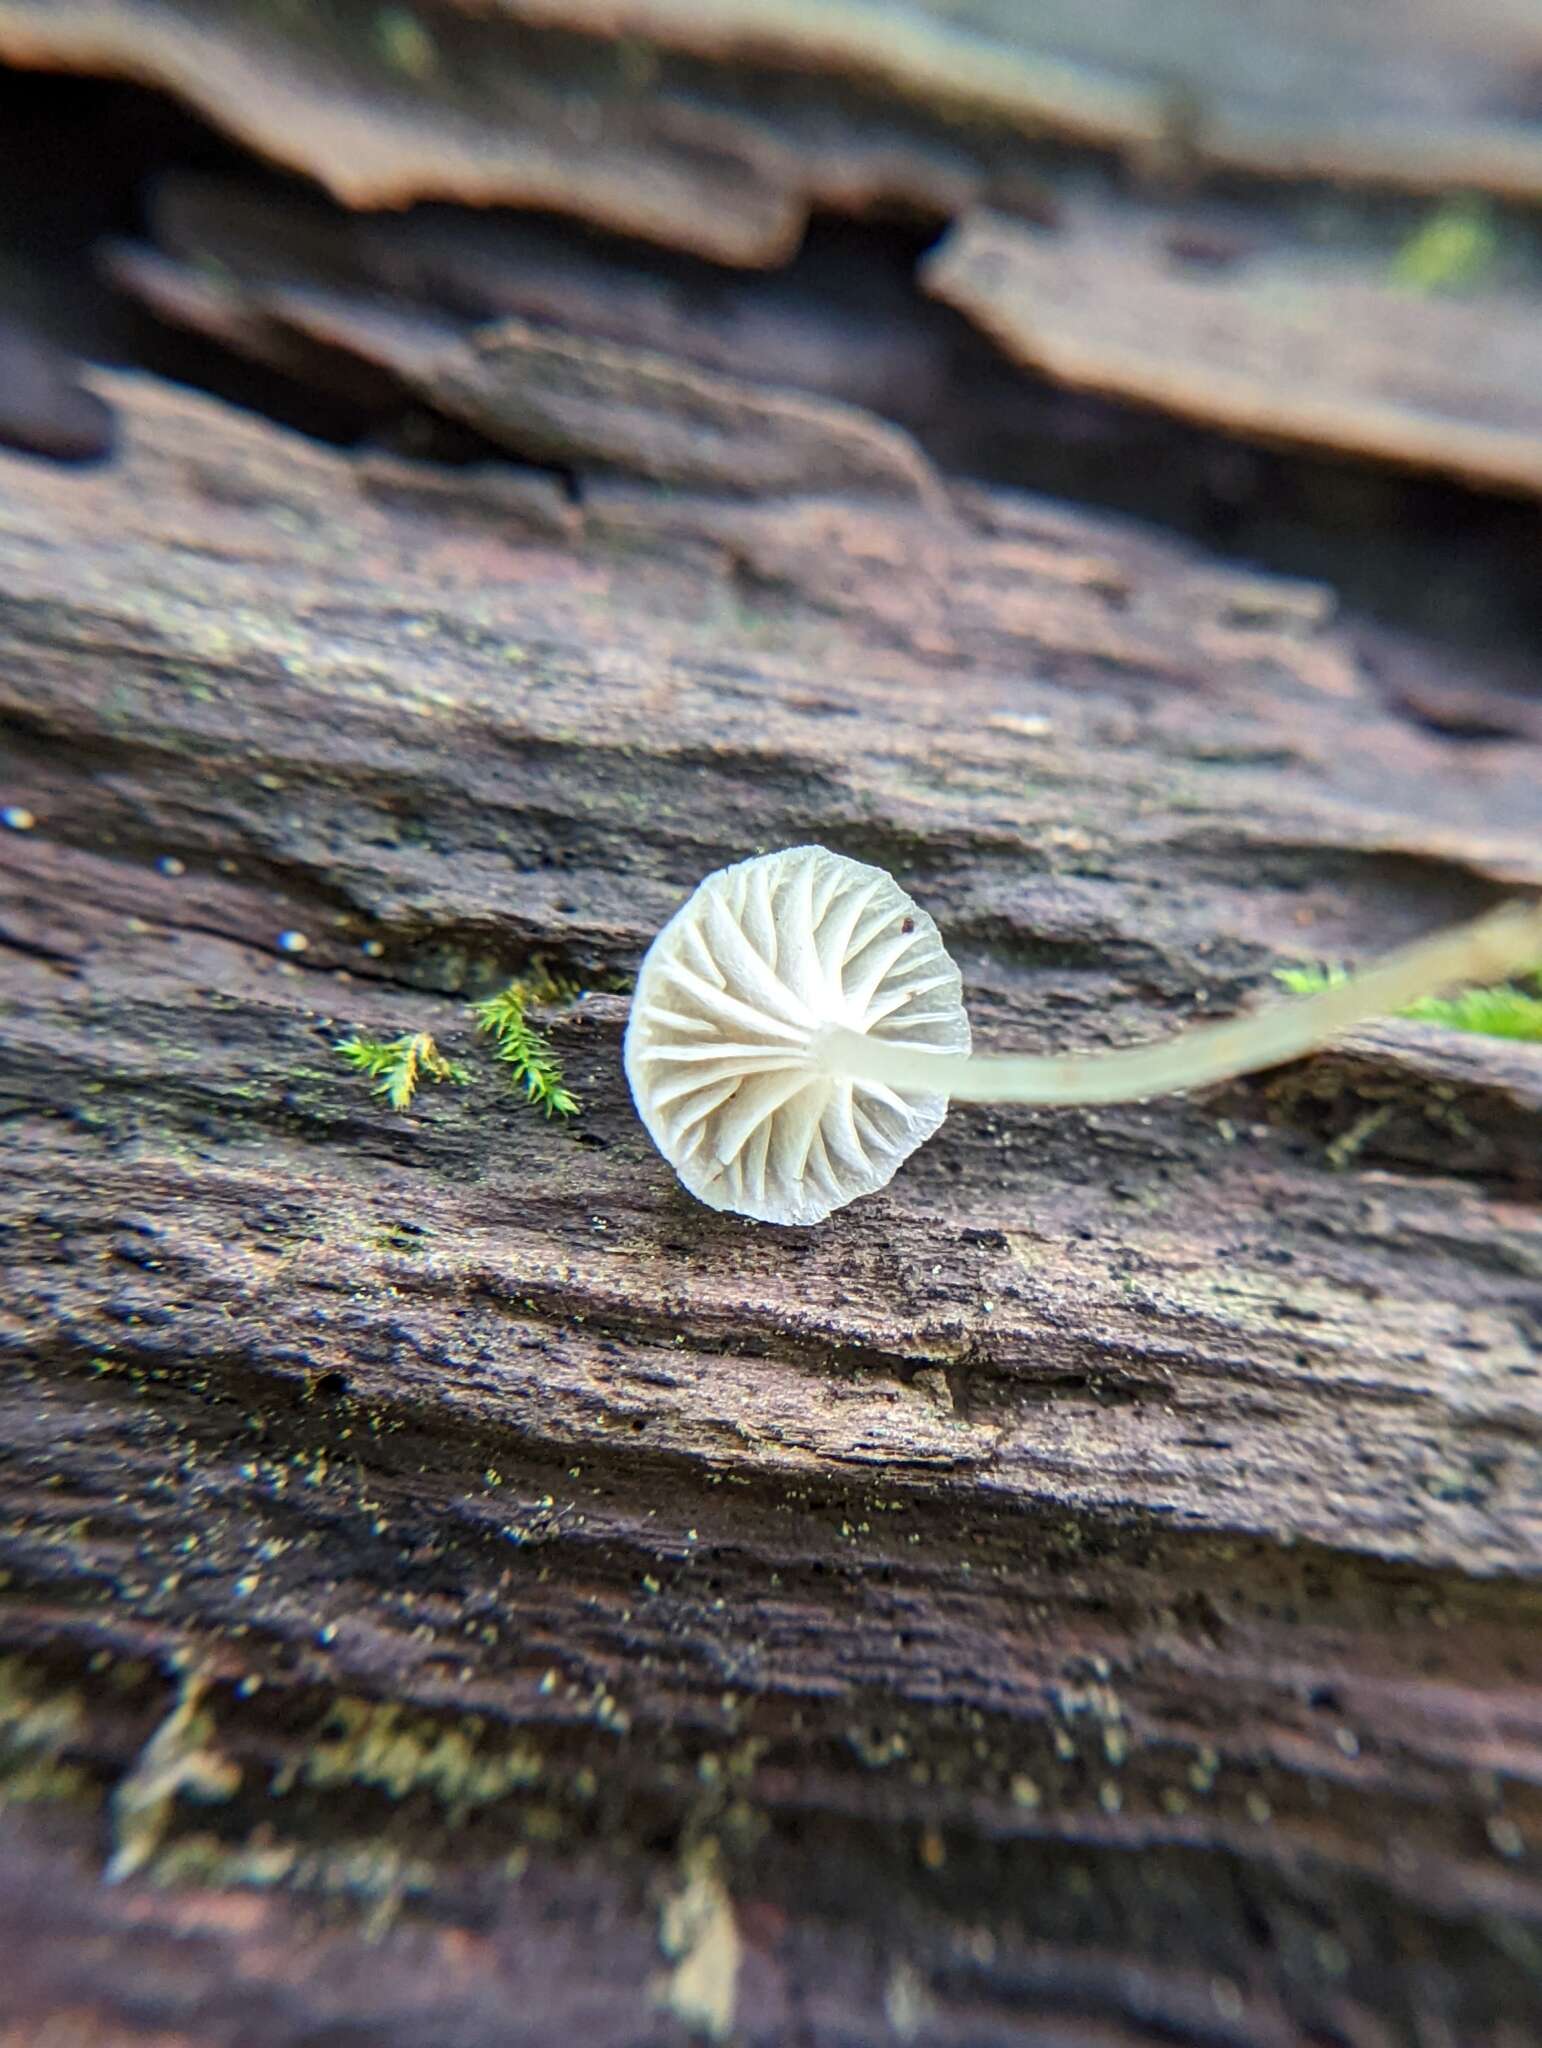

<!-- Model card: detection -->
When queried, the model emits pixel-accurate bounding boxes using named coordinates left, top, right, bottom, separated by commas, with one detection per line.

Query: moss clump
left=335, top=968, right=579, bottom=1118
left=658, top=1840, right=741, bottom=2043
left=0, top=1655, right=83, bottom=1753
left=152, top=1832, right=437, bottom=1936
left=1398, top=985, right=1542, bottom=1042
left=0, top=1656, right=92, bottom=1809
left=1389, top=196, right=1499, bottom=294
left=108, top=1671, right=241, bottom=1881
left=373, top=6, right=438, bottom=79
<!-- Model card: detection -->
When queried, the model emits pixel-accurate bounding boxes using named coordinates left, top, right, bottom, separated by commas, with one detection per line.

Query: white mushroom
left=625, top=845, right=1542, bottom=1225
left=624, top=846, right=969, bottom=1224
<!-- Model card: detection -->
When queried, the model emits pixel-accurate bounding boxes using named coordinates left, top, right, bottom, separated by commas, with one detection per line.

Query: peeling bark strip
left=0, top=0, right=808, bottom=264
left=272, top=297, right=943, bottom=501
left=2, top=377, right=1541, bottom=2044
left=7, top=0, right=1542, bottom=223
left=923, top=204, right=1542, bottom=502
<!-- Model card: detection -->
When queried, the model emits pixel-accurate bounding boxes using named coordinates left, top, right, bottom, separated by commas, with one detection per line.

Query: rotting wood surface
left=2, top=374, right=1541, bottom=2044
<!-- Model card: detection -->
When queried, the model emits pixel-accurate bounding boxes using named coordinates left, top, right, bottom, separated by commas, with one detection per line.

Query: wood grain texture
left=2, top=372, right=1540, bottom=2043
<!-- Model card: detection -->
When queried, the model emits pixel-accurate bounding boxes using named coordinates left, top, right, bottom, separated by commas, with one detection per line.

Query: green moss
left=1325, top=1101, right=1395, bottom=1169
left=373, top=6, right=438, bottom=79
left=0, top=1656, right=92, bottom=1809
left=470, top=977, right=580, bottom=1117
left=1273, top=964, right=1346, bottom=997
left=109, top=1671, right=242, bottom=1881
left=0, top=1753, right=91, bottom=1805
left=0, top=1655, right=83, bottom=1752
left=153, top=1831, right=437, bottom=1936
left=1398, top=985, right=1542, bottom=1041
left=334, top=964, right=581, bottom=1120
left=335, top=1030, right=469, bottom=1110
left=1390, top=196, right=1499, bottom=293
left=658, top=1840, right=741, bottom=2043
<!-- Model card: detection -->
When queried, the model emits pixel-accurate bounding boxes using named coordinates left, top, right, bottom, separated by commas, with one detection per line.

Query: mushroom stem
left=823, top=900, right=1542, bottom=1108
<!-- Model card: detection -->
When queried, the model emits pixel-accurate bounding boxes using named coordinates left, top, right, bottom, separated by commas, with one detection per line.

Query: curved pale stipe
left=626, top=846, right=1542, bottom=1225
left=825, top=898, right=1542, bottom=1104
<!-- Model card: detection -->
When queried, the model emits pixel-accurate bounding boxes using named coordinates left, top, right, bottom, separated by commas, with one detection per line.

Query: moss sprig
left=335, top=1031, right=468, bottom=1111
left=335, top=960, right=582, bottom=1121
left=469, top=976, right=580, bottom=1117
left=1389, top=196, right=1498, bottom=295
left=1271, top=965, right=1349, bottom=997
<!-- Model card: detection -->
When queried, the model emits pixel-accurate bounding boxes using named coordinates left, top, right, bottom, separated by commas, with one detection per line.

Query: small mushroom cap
left=625, top=845, right=970, bottom=1224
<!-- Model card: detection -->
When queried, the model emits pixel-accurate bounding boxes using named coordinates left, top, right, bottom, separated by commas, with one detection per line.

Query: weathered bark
left=2, top=369, right=1541, bottom=2045
left=8, top=0, right=1542, bottom=229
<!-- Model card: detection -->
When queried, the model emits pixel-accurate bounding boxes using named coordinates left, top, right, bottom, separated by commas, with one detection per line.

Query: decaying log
left=2, top=370, right=1541, bottom=2045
